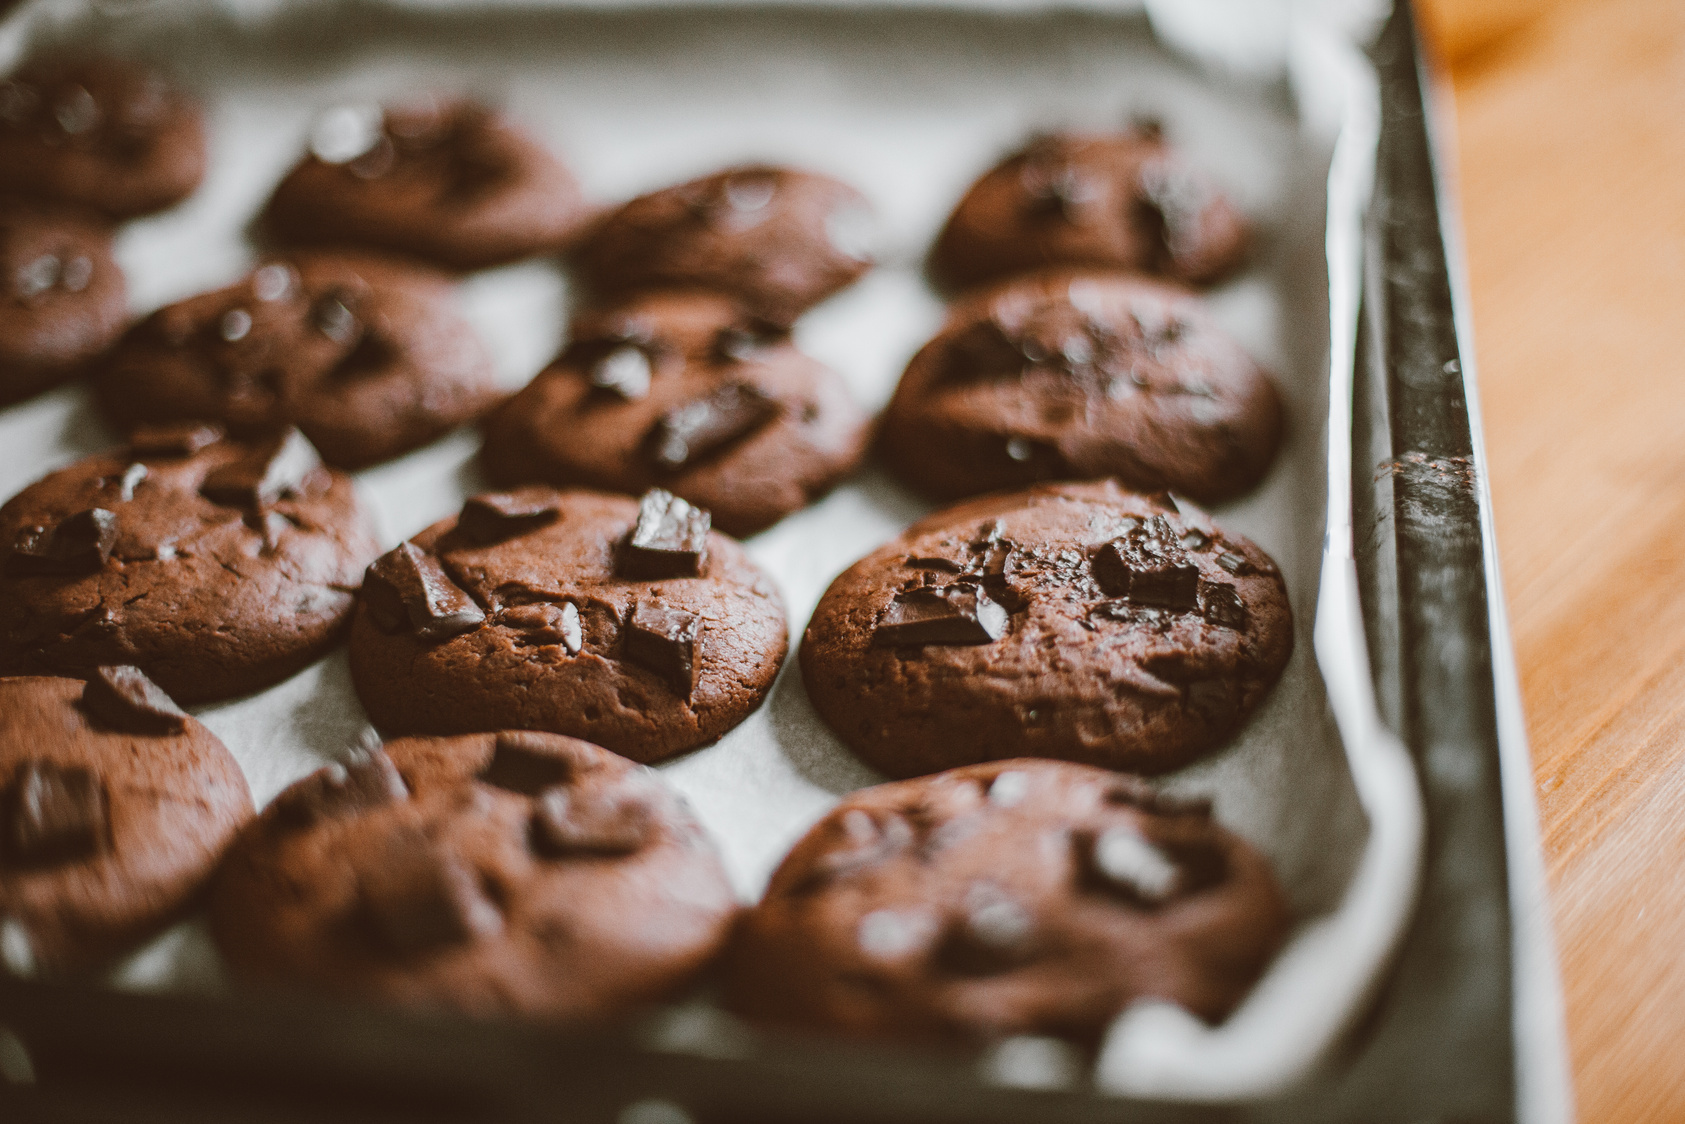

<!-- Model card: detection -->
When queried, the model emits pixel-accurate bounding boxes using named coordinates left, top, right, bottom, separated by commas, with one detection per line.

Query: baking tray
left=0, top=1, right=1568, bottom=1120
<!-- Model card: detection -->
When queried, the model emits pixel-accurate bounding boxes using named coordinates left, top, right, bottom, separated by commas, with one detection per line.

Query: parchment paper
left=0, top=0, right=1421, bottom=1101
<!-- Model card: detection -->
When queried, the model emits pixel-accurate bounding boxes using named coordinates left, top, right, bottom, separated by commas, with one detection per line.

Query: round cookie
left=571, top=164, right=877, bottom=327
left=1, top=669, right=253, bottom=976
left=801, top=480, right=1292, bottom=778
left=0, top=54, right=206, bottom=219
left=211, top=732, right=736, bottom=1018
left=349, top=486, right=787, bottom=762
left=0, top=426, right=382, bottom=704
left=481, top=290, right=871, bottom=537
left=728, top=759, right=1289, bottom=1042
left=264, top=97, right=590, bottom=270
left=0, top=196, right=128, bottom=406
left=95, top=253, right=500, bottom=470
left=928, top=126, right=1248, bottom=293
left=878, top=269, right=1281, bottom=505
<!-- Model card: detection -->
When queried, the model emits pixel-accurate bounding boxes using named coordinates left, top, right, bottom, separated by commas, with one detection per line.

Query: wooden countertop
left=1417, top=0, right=1685, bottom=1118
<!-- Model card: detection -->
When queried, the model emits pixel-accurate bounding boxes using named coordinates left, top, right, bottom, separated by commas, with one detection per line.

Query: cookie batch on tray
left=0, top=49, right=1302, bottom=1055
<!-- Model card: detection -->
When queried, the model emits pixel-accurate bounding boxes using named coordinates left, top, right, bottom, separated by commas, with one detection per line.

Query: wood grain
left=1422, top=0, right=1685, bottom=1118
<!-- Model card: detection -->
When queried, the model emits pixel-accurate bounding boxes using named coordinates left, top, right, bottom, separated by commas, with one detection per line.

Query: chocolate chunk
left=711, top=325, right=775, bottom=364
left=362, top=542, right=486, bottom=641
left=359, top=827, right=502, bottom=956
left=272, top=743, right=409, bottom=828
left=1215, top=550, right=1254, bottom=576
left=3, top=761, right=109, bottom=867
left=588, top=344, right=653, bottom=400
left=200, top=428, right=323, bottom=510
left=1198, top=581, right=1247, bottom=630
left=1079, top=825, right=1181, bottom=905
left=1092, top=516, right=1199, bottom=610
left=457, top=492, right=562, bottom=545
left=130, top=421, right=224, bottom=458
left=618, top=489, right=710, bottom=580
left=499, top=602, right=582, bottom=654
left=1024, top=165, right=1100, bottom=221
left=530, top=788, right=654, bottom=857
left=873, top=583, right=1008, bottom=647
left=8, top=508, right=117, bottom=576
left=644, top=380, right=779, bottom=470
left=939, top=883, right=1037, bottom=974
left=310, top=289, right=360, bottom=345
left=479, top=731, right=574, bottom=796
left=81, top=665, right=189, bottom=735
left=623, top=602, right=702, bottom=699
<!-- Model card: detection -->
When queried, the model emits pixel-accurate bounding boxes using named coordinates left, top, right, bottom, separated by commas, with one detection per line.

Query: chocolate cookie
left=94, top=253, right=500, bottom=470
left=1, top=196, right=127, bottom=406
left=571, top=164, right=877, bottom=327
left=349, top=486, right=787, bottom=762
left=481, top=290, right=871, bottom=537
left=728, top=759, right=1289, bottom=1042
left=928, top=126, right=1248, bottom=293
left=264, top=97, right=590, bottom=270
left=878, top=269, right=1281, bottom=505
left=0, top=55, right=206, bottom=219
left=1, top=670, right=253, bottom=976
left=0, top=427, right=381, bottom=703
left=801, top=480, right=1292, bottom=778
left=211, top=732, right=736, bottom=1018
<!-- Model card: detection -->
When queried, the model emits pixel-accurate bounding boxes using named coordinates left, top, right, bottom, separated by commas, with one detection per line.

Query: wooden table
left=1417, top=0, right=1685, bottom=1118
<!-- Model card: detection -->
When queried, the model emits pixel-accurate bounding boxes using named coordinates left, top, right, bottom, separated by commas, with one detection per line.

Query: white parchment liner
left=0, top=0, right=1421, bottom=1102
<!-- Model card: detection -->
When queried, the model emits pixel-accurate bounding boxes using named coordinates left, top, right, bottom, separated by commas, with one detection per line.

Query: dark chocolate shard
left=618, top=488, right=710, bottom=580
left=8, top=508, right=117, bottom=576
left=1215, top=550, right=1254, bottom=576
left=479, top=731, right=574, bottom=796
left=1092, top=515, right=1199, bottom=610
left=530, top=788, right=653, bottom=857
left=623, top=602, right=702, bottom=699
left=359, top=826, right=502, bottom=956
left=588, top=344, right=653, bottom=400
left=3, top=760, right=109, bottom=868
left=456, top=492, right=561, bottom=545
left=644, top=380, right=779, bottom=470
left=498, top=602, right=582, bottom=654
left=872, top=583, right=1008, bottom=648
left=199, top=428, right=323, bottom=510
left=130, top=421, right=224, bottom=459
left=362, top=542, right=485, bottom=641
left=1198, top=580, right=1247, bottom=630
left=81, top=665, right=188, bottom=735
left=272, top=743, right=409, bottom=829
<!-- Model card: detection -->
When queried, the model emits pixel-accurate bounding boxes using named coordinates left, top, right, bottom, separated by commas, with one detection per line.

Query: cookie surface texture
left=800, top=480, right=1292, bottom=777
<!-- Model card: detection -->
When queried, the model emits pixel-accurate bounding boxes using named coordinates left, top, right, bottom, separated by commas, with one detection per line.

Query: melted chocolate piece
left=456, top=492, right=561, bottom=545
left=530, top=788, right=653, bottom=857
left=362, top=542, right=485, bottom=641
left=130, top=421, right=225, bottom=459
left=873, top=583, right=1008, bottom=647
left=9, top=508, right=117, bottom=576
left=1215, top=550, right=1253, bottom=576
left=1079, top=825, right=1181, bottom=905
left=623, top=602, right=702, bottom=699
left=272, top=743, right=409, bottom=829
left=359, top=827, right=502, bottom=956
left=1198, top=581, right=1247, bottom=630
left=644, top=381, right=779, bottom=470
left=81, top=665, right=189, bottom=735
left=200, top=429, right=322, bottom=510
left=1092, top=516, right=1199, bottom=610
left=3, top=760, right=109, bottom=868
left=498, top=602, right=582, bottom=654
left=618, top=488, right=710, bottom=580
left=479, top=731, right=574, bottom=796
left=588, top=344, right=653, bottom=401
left=938, top=883, right=1037, bottom=974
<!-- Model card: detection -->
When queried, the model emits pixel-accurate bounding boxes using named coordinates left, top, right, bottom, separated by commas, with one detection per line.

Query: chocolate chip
left=856, top=908, right=938, bottom=961
left=359, top=827, right=502, bottom=956
left=588, top=345, right=653, bottom=400
left=131, top=421, right=224, bottom=458
left=362, top=542, right=486, bottom=641
left=311, top=289, right=359, bottom=346
left=81, top=665, right=188, bottom=735
left=8, top=508, right=117, bottom=576
left=623, top=602, right=702, bottom=699
left=530, top=788, right=654, bottom=857
left=618, top=489, right=710, bottom=580
left=1199, top=581, right=1247, bottom=629
left=199, top=429, right=323, bottom=510
left=1080, top=825, right=1181, bottom=905
left=1215, top=550, right=1253, bottom=576
left=644, top=380, right=779, bottom=470
left=3, top=761, right=109, bottom=868
left=940, top=883, right=1036, bottom=974
left=873, top=583, right=1008, bottom=647
left=456, top=492, right=561, bottom=545
left=1092, top=516, right=1200, bottom=610
left=498, top=602, right=582, bottom=654
left=711, top=326, right=767, bottom=364
left=272, top=743, right=408, bottom=828
left=479, top=731, right=574, bottom=796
